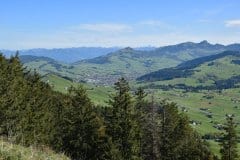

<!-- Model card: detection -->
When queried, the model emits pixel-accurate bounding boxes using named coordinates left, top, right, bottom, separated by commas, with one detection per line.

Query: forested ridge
left=0, top=53, right=239, bottom=160
left=137, top=51, right=240, bottom=82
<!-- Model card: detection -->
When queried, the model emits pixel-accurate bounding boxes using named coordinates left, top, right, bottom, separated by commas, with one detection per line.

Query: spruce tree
left=134, top=87, right=147, bottom=159
left=158, top=101, right=180, bottom=160
left=108, top=77, right=139, bottom=159
left=220, top=115, right=239, bottom=160
left=58, top=86, right=112, bottom=160
left=141, top=99, right=161, bottom=160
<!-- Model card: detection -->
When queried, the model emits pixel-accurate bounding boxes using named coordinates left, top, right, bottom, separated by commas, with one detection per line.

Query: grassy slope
left=138, top=54, right=240, bottom=86
left=0, top=138, right=69, bottom=160
left=73, top=55, right=180, bottom=81
left=43, top=74, right=114, bottom=105
left=152, top=89, right=240, bottom=133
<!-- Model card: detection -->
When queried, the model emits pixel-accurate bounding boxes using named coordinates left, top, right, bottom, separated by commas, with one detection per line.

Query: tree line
left=0, top=53, right=238, bottom=160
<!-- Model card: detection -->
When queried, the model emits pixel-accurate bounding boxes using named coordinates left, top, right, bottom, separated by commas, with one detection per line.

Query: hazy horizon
left=1, top=0, right=240, bottom=49
left=2, top=40, right=240, bottom=51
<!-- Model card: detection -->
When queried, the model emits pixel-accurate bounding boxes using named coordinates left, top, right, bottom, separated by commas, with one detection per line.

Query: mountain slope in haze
left=17, top=41, right=240, bottom=85
left=137, top=51, right=240, bottom=90
left=1, top=47, right=156, bottom=63
left=2, top=47, right=121, bottom=63
left=19, top=55, right=74, bottom=77
left=19, top=55, right=57, bottom=64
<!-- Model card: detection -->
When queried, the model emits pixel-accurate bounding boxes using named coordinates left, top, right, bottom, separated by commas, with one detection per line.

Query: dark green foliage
left=220, top=115, right=239, bottom=160
left=54, top=86, right=113, bottom=160
left=141, top=100, right=161, bottom=160
left=0, top=54, right=56, bottom=146
left=0, top=53, right=118, bottom=160
left=155, top=101, right=212, bottom=160
left=86, top=55, right=111, bottom=64
left=142, top=75, right=240, bottom=91
left=134, top=88, right=147, bottom=158
left=107, top=78, right=140, bottom=159
left=137, top=68, right=194, bottom=81
left=231, top=60, right=240, bottom=65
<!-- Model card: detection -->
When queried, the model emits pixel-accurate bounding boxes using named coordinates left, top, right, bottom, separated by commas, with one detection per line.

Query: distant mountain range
left=1, top=47, right=156, bottom=63
left=5, top=40, right=240, bottom=85
left=1, top=47, right=120, bottom=63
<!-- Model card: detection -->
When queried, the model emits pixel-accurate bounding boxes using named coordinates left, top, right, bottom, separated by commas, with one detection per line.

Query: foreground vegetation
left=0, top=138, right=69, bottom=160
left=0, top=54, right=239, bottom=159
left=43, top=70, right=240, bottom=157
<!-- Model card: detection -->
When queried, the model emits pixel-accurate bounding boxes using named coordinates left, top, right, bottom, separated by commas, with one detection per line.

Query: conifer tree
left=220, top=115, right=239, bottom=160
left=141, top=100, right=161, bottom=160
left=108, top=77, right=139, bottom=159
left=158, top=101, right=180, bottom=160
left=135, top=87, right=147, bottom=159
left=58, top=86, right=112, bottom=160
left=0, top=53, right=56, bottom=146
left=158, top=101, right=213, bottom=160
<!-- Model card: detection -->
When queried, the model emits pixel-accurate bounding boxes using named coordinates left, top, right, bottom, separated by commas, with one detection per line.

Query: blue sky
left=1, top=0, right=240, bottom=49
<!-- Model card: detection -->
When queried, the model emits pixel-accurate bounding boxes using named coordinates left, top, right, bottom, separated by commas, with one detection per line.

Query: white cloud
left=138, top=20, right=176, bottom=32
left=225, top=20, right=240, bottom=27
left=140, top=20, right=165, bottom=26
left=71, top=23, right=133, bottom=33
left=140, top=20, right=174, bottom=29
left=197, top=19, right=213, bottom=23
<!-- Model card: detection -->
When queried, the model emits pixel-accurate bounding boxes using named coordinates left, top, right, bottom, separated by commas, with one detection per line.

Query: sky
left=1, top=0, right=240, bottom=49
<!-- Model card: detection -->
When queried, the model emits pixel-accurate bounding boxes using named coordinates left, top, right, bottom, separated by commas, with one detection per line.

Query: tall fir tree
left=141, top=99, right=161, bottom=160
left=108, top=77, right=140, bottom=159
left=57, top=86, right=113, bottom=160
left=220, top=115, right=239, bottom=160
left=134, top=87, right=147, bottom=159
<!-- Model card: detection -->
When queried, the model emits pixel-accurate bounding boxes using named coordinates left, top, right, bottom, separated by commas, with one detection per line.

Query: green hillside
left=138, top=51, right=240, bottom=89
left=72, top=47, right=181, bottom=84
left=136, top=51, right=240, bottom=133
left=42, top=74, right=113, bottom=105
